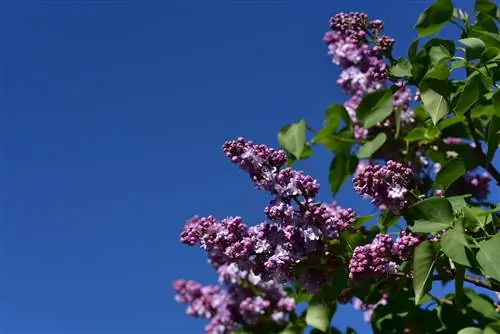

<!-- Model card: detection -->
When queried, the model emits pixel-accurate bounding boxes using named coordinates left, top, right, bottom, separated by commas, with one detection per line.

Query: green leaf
left=476, top=234, right=500, bottom=281
left=390, top=58, right=413, bottom=78
left=329, top=154, right=357, bottom=196
left=278, top=120, right=307, bottom=160
left=475, top=0, right=498, bottom=17
left=440, top=220, right=473, bottom=267
left=494, top=91, right=500, bottom=117
left=356, top=214, right=376, bottom=227
left=420, top=85, right=449, bottom=124
left=487, top=116, right=500, bottom=163
left=464, top=288, right=499, bottom=320
left=378, top=209, right=400, bottom=232
left=305, top=299, right=331, bottom=332
left=459, top=37, right=486, bottom=60
left=457, top=328, right=483, bottom=334
left=405, top=128, right=427, bottom=142
left=455, top=76, right=482, bottom=115
left=408, top=197, right=455, bottom=233
left=413, top=240, right=439, bottom=304
left=484, top=321, right=500, bottom=334
left=357, top=133, right=387, bottom=158
left=435, top=158, right=466, bottom=190
left=447, top=195, right=471, bottom=212
left=461, top=207, right=481, bottom=231
left=414, top=0, right=453, bottom=37
left=429, top=45, right=451, bottom=65
left=356, top=89, right=394, bottom=128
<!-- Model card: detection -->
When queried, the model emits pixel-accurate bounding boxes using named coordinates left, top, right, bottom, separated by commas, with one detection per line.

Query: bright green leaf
left=390, top=58, right=413, bottom=78
left=476, top=234, right=500, bottom=281
left=429, top=45, right=451, bottom=65
left=457, top=328, right=483, bottom=334
left=356, top=89, right=394, bottom=128
left=484, top=321, right=500, bottom=334
left=414, top=0, right=453, bottom=37
left=420, top=86, right=449, bottom=124
left=357, top=133, right=387, bottom=158
left=464, top=288, right=499, bottom=320
left=413, top=240, right=439, bottom=304
left=305, top=299, right=331, bottom=332
left=278, top=120, right=307, bottom=160
left=440, top=220, right=473, bottom=267
left=459, top=38, right=486, bottom=60
left=435, top=158, right=466, bottom=190
left=408, top=197, right=455, bottom=233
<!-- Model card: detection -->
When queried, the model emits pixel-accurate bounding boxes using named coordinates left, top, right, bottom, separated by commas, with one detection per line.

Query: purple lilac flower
left=348, top=234, right=397, bottom=280
left=353, top=160, right=414, bottom=214
left=393, top=229, right=424, bottom=261
left=223, top=138, right=319, bottom=201
left=352, top=293, right=389, bottom=323
left=174, top=278, right=296, bottom=334
left=463, top=172, right=490, bottom=201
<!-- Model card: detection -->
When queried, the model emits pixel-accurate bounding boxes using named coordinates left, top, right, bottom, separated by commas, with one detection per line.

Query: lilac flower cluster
left=353, top=160, right=414, bottom=214
left=175, top=138, right=360, bottom=332
left=352, top=293, right=389, bottom=322
left=324, top=13, right=414, bottom=140
left=348, top=230, right=423, bottom=280
left=174, top=265, right=296, bottom=334
left=393, top=229, right=425, bottom=261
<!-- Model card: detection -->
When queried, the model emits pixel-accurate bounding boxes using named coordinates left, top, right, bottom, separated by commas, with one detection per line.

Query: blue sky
left=1, top=0, right=498, bottom=333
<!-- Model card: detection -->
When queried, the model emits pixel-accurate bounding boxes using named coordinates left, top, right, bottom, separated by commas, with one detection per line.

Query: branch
left=465, top=112, right=500, bottom=186
left=463, top=274, right=500, bottom=293
left=394, top=271, right=500, bottom=293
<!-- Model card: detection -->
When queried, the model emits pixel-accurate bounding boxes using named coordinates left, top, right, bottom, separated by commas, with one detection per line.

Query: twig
left=427, top=292, right=453, bottom=305
left=465, top=112, right=500, bottom=186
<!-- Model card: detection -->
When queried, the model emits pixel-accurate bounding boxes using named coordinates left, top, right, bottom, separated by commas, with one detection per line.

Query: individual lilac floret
left=463, top=172, right=490, bottom=201
left=443, top=137, right=465, bottom=145
left=393, top=230, right=424, bottom=261
left=353, top=160, right=414, bottom=214
left=348, top=234, right=397, bottom=280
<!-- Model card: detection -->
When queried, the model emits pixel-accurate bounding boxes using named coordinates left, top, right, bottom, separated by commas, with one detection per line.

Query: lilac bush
left=175, top=2, right=500, bottom=333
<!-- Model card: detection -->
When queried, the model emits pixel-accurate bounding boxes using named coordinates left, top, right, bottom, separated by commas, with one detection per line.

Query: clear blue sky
left=1, top=0, right=498, bottom=333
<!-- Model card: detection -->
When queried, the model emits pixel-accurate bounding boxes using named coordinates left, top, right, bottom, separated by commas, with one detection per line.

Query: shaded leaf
left=435, top=158, right=466, bottom=190
left=455, top=76, right=482, bottom=115
left=487, top=115, right=500, bottom=163
left=329, top=154, right=357, bottom=196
